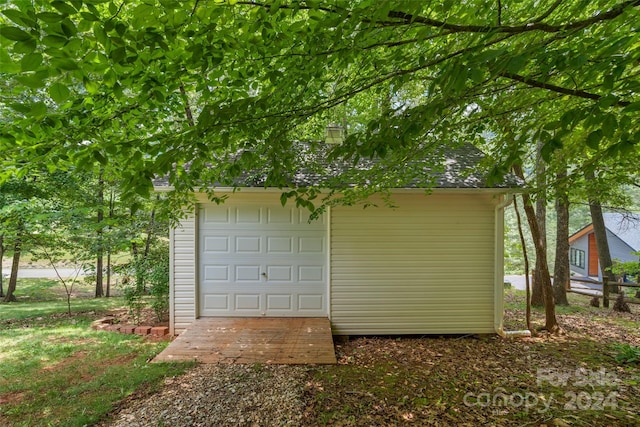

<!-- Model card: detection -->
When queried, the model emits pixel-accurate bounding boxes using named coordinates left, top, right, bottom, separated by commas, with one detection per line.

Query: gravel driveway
left=103, top=364, right=308, bottom=427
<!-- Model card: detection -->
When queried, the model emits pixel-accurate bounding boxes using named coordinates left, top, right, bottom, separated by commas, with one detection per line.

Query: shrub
left=148, top=253, right=170, bottom=323
left=117, top=241, right=170, bottom=324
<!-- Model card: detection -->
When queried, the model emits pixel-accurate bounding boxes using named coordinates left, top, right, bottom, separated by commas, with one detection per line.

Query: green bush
left=610, top=252, right=640, bottom=283
left=148, top=253, right=170, bottom=323
left=117, top=241, right=169, bottom=324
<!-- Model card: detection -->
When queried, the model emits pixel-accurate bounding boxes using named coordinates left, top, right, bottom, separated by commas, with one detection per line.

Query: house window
left=570, top=248, right=585, bottom=269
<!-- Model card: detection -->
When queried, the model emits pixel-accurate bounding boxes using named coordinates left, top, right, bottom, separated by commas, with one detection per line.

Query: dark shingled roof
left=154, top=142, right=521, bottom=190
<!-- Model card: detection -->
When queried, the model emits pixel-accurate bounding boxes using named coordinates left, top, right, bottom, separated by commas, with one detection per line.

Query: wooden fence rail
left=566, top=276, right=640, bottom=308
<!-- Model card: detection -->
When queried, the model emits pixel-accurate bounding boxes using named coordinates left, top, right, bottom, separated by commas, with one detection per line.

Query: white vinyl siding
left=171, top=212, right=197, bottom=334
left=330, top=193, right=497, bottom=335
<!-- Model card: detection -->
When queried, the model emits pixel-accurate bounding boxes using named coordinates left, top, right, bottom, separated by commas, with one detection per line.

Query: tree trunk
left=144, top=205, right=156, bottom=259
left=0, top=235, right=4, bottom=298
left=3, top=237, right=21, bottom=303
left=105, top=190, right=115, bottom=298
left=106, top=250, right=111, bottom=298
left=513, top=196, right=532, bottom=332
left=553, top=174, right=570, bottom=306
left=589, top=200, right=618, bottom=292
left=96, top=252, right=103, bottom=297
left=513, top=165, right=559, bottom=333
left=95, top=171, right=105, bottom=298
left=531, top=140, right=546, bottom=307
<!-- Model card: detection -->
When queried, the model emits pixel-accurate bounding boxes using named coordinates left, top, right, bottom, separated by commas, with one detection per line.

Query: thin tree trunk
left=106, top=190, right=115, bottom=298
left=513, top=165, right=560, bottom=333
left=95, top=171, right=105, bottom=298
left=585, top=171, right=619, bottom=293
left=589, top=200, right=618, bottom=292
left=531, top=140, right=546, bottom=307
left=180, top=83, right=195, bottom=127
left=143, top=206, right=156, bottom=259
left=554, top=173, right=570, bottom=306
left=513, top=196, right=532, bottom=332
left=0, top=235, right=4, bottom=298
left=3, top=236, right=21, bottom=303
left=106, top=250, right=111, bottom=298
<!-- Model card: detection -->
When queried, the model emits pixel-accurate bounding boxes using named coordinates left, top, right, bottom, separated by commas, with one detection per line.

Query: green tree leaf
left=20, top=52, right=43, bottom=72
left=586, top=130, right=603, bottom=150
left=0, top=26, right=32, bottom=41
left=42, top=35, right=67, bottom=48
left=2, top=9, right=35, bottom=27
left=37, top=12, right=65, bottom=23
left=12, top=39, right=37, bottom=54
left=49, top=82, right=70, bottom=103
left=51, top=1, right=78, bottom=16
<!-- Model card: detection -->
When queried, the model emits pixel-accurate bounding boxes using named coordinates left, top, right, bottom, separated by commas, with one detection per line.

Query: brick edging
left=91, top=317, right=171, bottom=339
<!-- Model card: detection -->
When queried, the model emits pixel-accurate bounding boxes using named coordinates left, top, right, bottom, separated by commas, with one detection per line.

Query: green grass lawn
left=0, top=279, right=192, bottom=427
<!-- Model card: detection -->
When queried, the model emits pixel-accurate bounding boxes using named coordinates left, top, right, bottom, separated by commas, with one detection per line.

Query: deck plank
left=152, top=317, right=336, bottom=364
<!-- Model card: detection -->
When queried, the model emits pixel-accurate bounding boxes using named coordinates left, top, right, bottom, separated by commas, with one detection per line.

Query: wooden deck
left=152, top=317, right=336, bottom=364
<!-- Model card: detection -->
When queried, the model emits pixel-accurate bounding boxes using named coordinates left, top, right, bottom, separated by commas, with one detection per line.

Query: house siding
left=608, top=230, right=637, bottom=263
left=570, top=231, right=635, bottom=280
left=330, top=193, right=497, bottom=335
left=171, top=212, right=197, bottom=334
left=569, top=234, right=589, bottom=277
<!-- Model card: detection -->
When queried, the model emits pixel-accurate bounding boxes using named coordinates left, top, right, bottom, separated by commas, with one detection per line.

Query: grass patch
left=0, top=279, right=193, bottom=427
left=0, top=279, right=125, bottom=322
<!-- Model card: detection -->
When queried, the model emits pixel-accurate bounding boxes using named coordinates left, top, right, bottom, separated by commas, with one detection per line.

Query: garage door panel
left=267, top=236, right=293, bottom=253
left=204, top=294, right=229, bottom=310
left=203, top=236, right=230, bottom=253
left=267, top=294, right=292, bottom=310
left=203, top=207, right=230, bottom=223
left=199, top=203, right=327, bottom=317
left=235, top=265, right=261, bottom=281
left=236, top=207, right=261, bottom=223
left=204, top=265, right=229, bottom=281
left=267, top=265, right=292, bottom=281
left=299, top=294, right=324, bottom=310
left=236, top=294, right=261, bottom=310
left=267, top=207, right=294, bottom=224
left=299, top=266, right=323, bottom=281
left=236, top=236, right=261, bottom=253
left=299, top=236, right=324, bottom=253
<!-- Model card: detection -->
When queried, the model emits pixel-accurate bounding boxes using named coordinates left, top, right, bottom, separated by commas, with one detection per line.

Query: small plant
left=590, top=296, right=600, bottom=307
left=148, top=253, right=170, bottom=323
left=116, top=241, right=170, bottom=324
left=121, top=278, right=146, bottom=325
left=614, top=343, right=640, bottom=364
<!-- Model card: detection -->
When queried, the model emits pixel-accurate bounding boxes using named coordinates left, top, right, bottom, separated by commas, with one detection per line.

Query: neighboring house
left=568, top=213, right=640, bottom=280
left=157, top=144, right=520, bottom=336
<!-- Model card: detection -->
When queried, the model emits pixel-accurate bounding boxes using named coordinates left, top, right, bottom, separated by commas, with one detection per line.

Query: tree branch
left=498, top=71, right=631, bottom=107
left=179, top=83, right=195, bottom=127
left=386, top=0, right=639, bottom=34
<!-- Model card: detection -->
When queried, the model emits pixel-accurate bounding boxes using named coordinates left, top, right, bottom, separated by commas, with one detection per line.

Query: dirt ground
left=302, top=291, right=640, bottom=426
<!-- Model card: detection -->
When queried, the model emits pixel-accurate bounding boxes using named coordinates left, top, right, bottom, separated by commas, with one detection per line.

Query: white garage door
left=199, top=201, right=327, bottom=317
